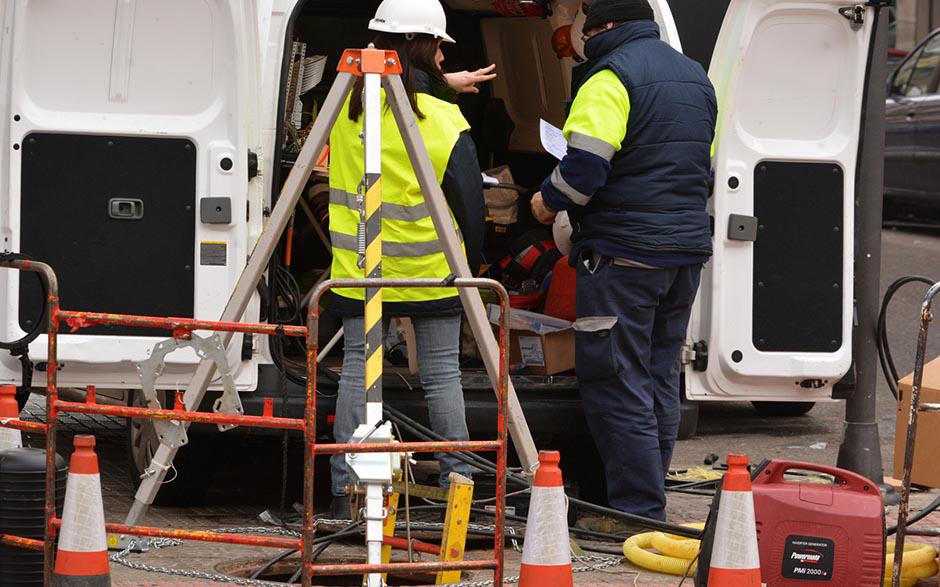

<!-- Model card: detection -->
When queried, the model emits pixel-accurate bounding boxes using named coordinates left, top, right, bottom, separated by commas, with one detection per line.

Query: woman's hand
left=445, top=64, right=497, bottom=94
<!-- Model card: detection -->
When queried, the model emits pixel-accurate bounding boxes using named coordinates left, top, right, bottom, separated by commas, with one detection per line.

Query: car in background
left=886, top=28, right=940, bottom=212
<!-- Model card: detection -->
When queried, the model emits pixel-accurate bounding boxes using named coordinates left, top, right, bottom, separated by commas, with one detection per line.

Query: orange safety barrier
left=0, top=259, right=510, bottom=587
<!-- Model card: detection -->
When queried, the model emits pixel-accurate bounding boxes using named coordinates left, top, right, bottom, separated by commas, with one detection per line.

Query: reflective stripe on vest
left=329, top=91, right=469, bottom=303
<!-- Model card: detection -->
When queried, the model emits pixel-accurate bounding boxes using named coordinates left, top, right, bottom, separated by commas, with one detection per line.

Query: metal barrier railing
left=0, top=259, right=510, bottom=587
left=892, top=280, right=940, bottom=586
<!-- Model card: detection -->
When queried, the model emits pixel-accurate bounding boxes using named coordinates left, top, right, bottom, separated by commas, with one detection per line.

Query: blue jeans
left=331, top=315, right=472, bottom=495
left=575, top=255, right=702, bottom=521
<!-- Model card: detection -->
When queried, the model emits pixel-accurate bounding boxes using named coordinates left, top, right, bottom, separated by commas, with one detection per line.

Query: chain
left=108, top=521, right=622, bottom=586
left=110, top=525, right=310, bottom=586
left=451, top=553, right=624, bottom=587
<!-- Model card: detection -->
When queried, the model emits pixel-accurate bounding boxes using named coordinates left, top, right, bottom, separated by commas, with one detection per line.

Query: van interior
left=279, top=1, right=572, bottom=375
left=271, top=0, right=728, bottom=386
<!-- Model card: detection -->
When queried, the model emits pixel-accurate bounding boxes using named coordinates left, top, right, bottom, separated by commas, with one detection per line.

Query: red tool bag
left=543, top=256, right=576, bottom=322
left=498, top=229, right=562, bottom=289
left=697, top=460, right=885, bottom=586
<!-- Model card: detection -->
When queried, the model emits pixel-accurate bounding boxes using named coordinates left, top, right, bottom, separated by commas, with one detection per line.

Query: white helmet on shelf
left=369, top=0, right=456, bottom=43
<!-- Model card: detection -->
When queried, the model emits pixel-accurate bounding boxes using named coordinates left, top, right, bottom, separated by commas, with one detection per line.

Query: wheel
left=677, top=398, right=699, bottom=440
left=127, top=391, right=217, bottom=506
left=751, top=401, right=816, bottom=418
left=15, top=387, right=32, bottom=413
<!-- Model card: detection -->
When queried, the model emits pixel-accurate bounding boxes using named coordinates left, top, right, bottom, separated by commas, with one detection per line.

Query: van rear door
left=686, top=0, right=878, bottom=402
left=0, top=1, right=262, bottom=392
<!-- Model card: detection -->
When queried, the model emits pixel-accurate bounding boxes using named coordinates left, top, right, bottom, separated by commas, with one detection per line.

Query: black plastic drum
left=0, top=448, right=68, bottom=586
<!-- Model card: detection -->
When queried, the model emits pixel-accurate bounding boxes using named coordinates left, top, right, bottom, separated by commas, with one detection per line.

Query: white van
left=0, top=0, right=875, bottom=503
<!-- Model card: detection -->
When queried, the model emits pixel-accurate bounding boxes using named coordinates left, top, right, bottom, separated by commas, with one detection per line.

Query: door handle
left=108, top=198, right=144, bottom=220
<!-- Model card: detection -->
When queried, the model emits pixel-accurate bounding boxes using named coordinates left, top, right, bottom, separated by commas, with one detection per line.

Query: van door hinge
left=248, top=150, right=259, bottom=181
left=682, top=341, right=709, bottom=372
left=680, top=344, right=695, bottom=366
left=839, top=5, right=865, bottom=30
left=681, top=341, right=709, bottom=372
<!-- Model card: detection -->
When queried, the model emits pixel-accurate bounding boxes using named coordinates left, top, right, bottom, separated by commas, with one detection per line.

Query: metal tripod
left=123, top=49, right=539, bottom=533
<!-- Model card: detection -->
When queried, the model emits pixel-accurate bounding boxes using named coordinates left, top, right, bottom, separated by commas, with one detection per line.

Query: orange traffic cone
left=0, top=384, right=23, bottom=451
left=708, top=454, right=762, bottom=586
left=53, top=435, right=110, bottom=586
left=519, top=451, right=573, bottom=587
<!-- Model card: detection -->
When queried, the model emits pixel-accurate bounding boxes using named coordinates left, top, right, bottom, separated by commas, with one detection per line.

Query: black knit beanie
left=584, top=0, right=655, bottom=31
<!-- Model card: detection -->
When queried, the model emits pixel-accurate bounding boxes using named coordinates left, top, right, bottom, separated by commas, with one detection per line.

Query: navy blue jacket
left=545, top=21, right=717, bottom=263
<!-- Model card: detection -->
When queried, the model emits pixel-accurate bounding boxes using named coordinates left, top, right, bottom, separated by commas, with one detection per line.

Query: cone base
left=53, top=549, right=110, bottom=578
left=52, top=573, right=111, bottom=586
left=708, top=567, right=762, bottom=586
left=519, top=563, right=574, bottom=587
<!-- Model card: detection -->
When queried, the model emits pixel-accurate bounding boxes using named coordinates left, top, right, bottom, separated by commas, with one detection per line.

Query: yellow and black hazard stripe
left=363, top=172, right=383, bottom=404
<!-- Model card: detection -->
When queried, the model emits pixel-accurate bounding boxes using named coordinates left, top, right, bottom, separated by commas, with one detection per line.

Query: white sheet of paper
left=539, top=119, right=568, bottom=160
left=482, top=173, right=500, bottom=187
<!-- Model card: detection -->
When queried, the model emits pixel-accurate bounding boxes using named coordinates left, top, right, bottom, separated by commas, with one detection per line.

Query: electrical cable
left=386, top=403, right=704, bottom=536
left=887, top=493, right=940, bottom=536
left=0, top=252, right=47, bottom=399
left=383, top=403, right=702, bottom=538
left=252, top=522, right=363, bottom=581
left=874, top=275, right=940, bottom=536
left=877, top=275, right=936, bottom=400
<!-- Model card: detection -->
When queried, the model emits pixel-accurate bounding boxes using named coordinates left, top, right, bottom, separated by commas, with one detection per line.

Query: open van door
left=686, top=0, right=877, bottom=403
left=0, top=1, right=263, bottom=392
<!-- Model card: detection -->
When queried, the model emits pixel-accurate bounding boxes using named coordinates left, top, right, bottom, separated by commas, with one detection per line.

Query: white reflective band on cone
left=710, top=490, right=761, bottom=569
left=521, top=486, right=571, bottom=566
left=0, top=427, right=22, bottom=451
left=58, top=473, right=108, bottom=552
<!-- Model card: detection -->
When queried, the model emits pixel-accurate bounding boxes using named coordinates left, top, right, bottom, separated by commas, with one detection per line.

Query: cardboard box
left=894, top=356, right=940, bottom=487
left=488, top=306, right=575, bottom=376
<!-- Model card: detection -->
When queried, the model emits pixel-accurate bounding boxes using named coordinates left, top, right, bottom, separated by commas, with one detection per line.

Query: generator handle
left=752, top=460, right=879, bottom=495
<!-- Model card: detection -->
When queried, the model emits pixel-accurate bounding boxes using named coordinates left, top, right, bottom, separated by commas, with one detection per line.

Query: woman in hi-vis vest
left=326, top=0, right=493, bottom=517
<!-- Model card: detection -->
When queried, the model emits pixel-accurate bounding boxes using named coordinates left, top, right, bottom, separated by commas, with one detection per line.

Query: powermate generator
left=698, top=460, right=885, bottom=586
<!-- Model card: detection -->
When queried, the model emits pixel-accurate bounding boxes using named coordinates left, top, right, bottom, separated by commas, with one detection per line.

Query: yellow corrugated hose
left=623, top=526, right=938, bottom=585
left=884, top=542, right=939, bottom=587
left=622, top=524, right=704, bottom=578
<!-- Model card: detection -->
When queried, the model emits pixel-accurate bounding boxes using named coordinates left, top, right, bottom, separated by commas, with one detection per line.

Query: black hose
left=0, top=252, right=46, bottom=352
left=0, top=252, right=46, bottom=394
left=580, top=543, right=625, bottom=556
left=382, top=404, right=530, bottom=487
left=877, top=275, right=936, bottom=399
left=382, top=405, right=703, bottom=539
left=886, top=493, right=940, bottom=536
left=408, top=505, right=631, bottom=544
left=252, top=522, right=363, bottom=581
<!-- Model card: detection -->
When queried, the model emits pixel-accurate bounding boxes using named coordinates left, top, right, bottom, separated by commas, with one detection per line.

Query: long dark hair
left=348, top=32, right=446, bottom=121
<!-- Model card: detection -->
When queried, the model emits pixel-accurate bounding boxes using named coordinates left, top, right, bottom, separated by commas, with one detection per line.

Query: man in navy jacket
left=532, top=0, right=717, bottom=521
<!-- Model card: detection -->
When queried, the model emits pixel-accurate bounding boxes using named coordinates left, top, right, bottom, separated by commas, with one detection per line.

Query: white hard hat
left=553, top=211, right=574, bottom=256
left=369, top=0, right=456, bottom=43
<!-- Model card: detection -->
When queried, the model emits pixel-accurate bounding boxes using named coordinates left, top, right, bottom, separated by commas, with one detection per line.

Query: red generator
left=752, top=460, right=885, bottom=586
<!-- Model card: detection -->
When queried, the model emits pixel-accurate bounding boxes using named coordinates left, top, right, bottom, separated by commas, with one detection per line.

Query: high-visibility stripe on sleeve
left=568, top=132, right=616, bottom=161
left=549, top=166, right=593, bottom=206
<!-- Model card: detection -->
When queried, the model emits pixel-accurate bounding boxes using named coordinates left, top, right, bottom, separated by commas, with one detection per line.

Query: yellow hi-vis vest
left=329, top=91, right=469, bottom=303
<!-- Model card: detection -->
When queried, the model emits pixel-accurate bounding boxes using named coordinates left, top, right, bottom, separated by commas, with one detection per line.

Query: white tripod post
left=345, top=47, right=393, bottom=587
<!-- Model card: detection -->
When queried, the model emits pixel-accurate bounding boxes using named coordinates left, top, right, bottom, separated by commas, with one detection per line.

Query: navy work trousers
left=575, top=254, right=703, bottom=521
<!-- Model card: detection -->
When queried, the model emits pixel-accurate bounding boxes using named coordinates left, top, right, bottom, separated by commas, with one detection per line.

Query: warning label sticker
left=200, top=242, right=227, bottom=266
left=781, top=535, right=835, bottom=581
